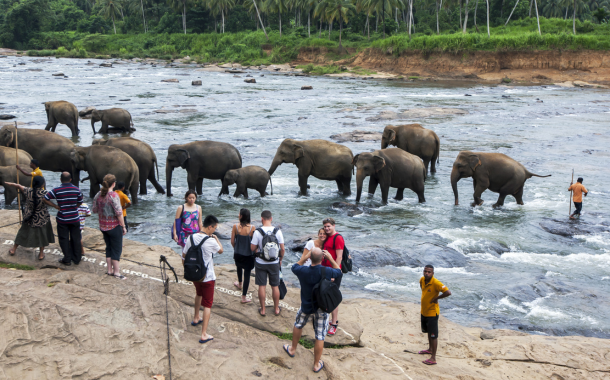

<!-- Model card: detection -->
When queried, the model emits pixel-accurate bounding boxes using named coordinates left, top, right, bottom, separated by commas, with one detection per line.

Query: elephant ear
left=293, top=144, right=305, bottom=160
left=176, top=149, right=190, bottom=167
left=373, top=156, right=386, bottom=172
left=468, top=154, right=481, bottom=171
left=351, top=154, right=360, bottom=166
left=387, top=129, right=397, bottom=144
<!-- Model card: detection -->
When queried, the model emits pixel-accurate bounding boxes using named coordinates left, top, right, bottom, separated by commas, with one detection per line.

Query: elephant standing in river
left=91, top=108, right=135, bottom=134
left=223, top=166, right=273, bottom=198
left=44, top=101, right=79, bottom=137
left=353, top=148, right=426, bottom=204
left=166, top=141, right=242, bottom=197
left=0, top=146, right=33, bottom=166
left=0, top=166, right=31, bottom=205
left=451, top=151, right=551, bottom=207
left=381, top=124, right=440, bottom=174
left=70, top=145, right=140, bottom=203
left=268, top=139, right=353, bottom=195
left=0, top=126, right=78, bottom=185
left=92, top=137, right=164, bottom=194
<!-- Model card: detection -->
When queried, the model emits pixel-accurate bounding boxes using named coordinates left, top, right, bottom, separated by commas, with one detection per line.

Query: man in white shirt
left=182, top=215, right=223, bottom=344
left=250, top=210, right=285, bottom=317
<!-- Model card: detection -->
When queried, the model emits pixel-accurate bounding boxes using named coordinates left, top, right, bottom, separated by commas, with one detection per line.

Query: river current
left=1, top=56, right=609, bottom=338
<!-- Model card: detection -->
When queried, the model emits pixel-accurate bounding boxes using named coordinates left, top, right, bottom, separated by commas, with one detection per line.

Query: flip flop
left=314, top=360, right=324, bottom=373
left=8, top=249, right=15, bottom=256
left=258, top=308, right=266, bottom=317
left=418, top=350, right=432, bottom=355
left=283, top=344, right=295, bottom=358
left=422, top=359, right=437, bottom=365
left=38, top=254, right=45, bottom=261
left=274, top=307, right=281, bottom=316
left=191, top=319, right=203, bottom=326
left=199, top=337, right=214, bottom=344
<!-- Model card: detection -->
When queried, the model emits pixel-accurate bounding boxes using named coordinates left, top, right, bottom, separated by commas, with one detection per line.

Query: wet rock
left=233, top=75, right=241, bottom=78
left=533, top=74, right=549, bottom=80
left=330, top=202, right=364, bottom=216
left=52, top=73, right=64, bottom=76
left=539, top=218, right=610, bottom=237
left=480, top=329, right=529, bottom=340
left=26, top=68, right=43, bottom=72
left=178, top=109, right=197, bottom=113
left=353, top=243, right=468, bottom=268
left=330, top=130, right=382, bottom=143
left=192, top=80, right=202, bottom=85
left=119, top=99, right=130, bottom=101
left=244, top=78, right=256, bottom=83
left=78, top=107, right=96, bottom=118
left=288, top=234, right=318, bottom=252
left=502, top=95, right=510, bottom=98
left=297, top=117, right=307, bottom=120
left=465, top=94, right=472, bottom=96
left=366, top=108, right=468, bottom=122
left=161, top=78, right=179, bottom=83
left=301, top=86, right=313, bottom=90
left=153, top=108, right=177, bottom=114
left=0, top=115, right=16, bottom=120
left=225, top=70, right=245, bottom=74
left=463, top=73, right=479, bottom=79
left=99, top=62, right=112, bottom=67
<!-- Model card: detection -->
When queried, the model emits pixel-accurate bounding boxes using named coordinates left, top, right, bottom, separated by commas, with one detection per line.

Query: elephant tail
left=435, top=136, right=440, bottom=164
left=527, top=171, right=552, bottom=179
left=154, top=159, right=160, bottom=181
left=269, top=176, right=273, bottom=195
left=130, top=115, right=134, bottom=127
left=423, top=164, right=427, bottom=181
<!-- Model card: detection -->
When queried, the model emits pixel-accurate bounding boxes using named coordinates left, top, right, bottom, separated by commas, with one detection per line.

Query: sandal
left=314, top=360, right=324, bottom=373
left=422, top=359, right=437, bottom=365
left=258, top=308, right=266, bottom=317
left=283, top=344, right=295, bottom=358
left=38, top=254, right=45, bottom=260
left=8, top=248, right=16, bottom=256
left=274, top=307, right=281, bottom=316
left=114, top=275, right=127, bottom=280
left=418, top=350, right=432, bottom=355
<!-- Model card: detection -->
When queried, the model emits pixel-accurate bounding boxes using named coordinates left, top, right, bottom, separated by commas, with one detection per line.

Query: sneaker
left=327, top=323, right=337, bottom=336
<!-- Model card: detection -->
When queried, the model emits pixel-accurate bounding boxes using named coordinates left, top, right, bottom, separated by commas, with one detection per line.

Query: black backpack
left=333, top=234, right=353, bottom=274
left=256, top=227, right=281, bottom=261
left=183, top=235, right=210, bottom=282
left=313, top=267, right=343, bottom=313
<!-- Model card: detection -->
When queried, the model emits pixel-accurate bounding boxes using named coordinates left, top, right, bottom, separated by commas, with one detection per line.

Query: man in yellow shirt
left=115, top=182, right=131, bottom=232
left=17, top=159, right=44, bottom=188
left=568, top=177, right=588, bottom=220
left=419, top=265, right=451, bottom=366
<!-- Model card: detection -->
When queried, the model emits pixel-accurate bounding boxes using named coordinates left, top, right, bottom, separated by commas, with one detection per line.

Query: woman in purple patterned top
left=173, top=190, right=203, bottom=248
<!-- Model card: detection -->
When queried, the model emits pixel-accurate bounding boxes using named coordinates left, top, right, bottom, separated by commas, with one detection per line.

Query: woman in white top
left=301, top=228, right=327, bottom=266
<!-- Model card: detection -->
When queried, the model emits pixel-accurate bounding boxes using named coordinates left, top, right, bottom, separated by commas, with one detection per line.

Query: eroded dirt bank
left=297, top=47, right=610, bottom=85
left=1, top=210, right=609, bottom=379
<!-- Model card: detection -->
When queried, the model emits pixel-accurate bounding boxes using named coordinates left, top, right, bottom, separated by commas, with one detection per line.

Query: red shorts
left=194, top=280, right=215, bottom=308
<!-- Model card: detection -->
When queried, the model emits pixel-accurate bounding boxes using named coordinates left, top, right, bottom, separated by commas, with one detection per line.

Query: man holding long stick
left=568, top=177, right=588, bottom=220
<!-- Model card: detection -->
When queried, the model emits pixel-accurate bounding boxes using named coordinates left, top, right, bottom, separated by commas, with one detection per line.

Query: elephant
left=381, top=124, right=440, bottom=174
left=352, top=148, right=426, bottom=204
left=70, top=145, right=140, bottom=204
left=268, top=139, right=353, bottom=196
left=223, top=166, right=273, bottom=198
left=91, top=108, right=135, bottom=134
left=166, top=141, right=242, bottom=197
left=0, top=146, right=33, bottom=166
left=44, top=101, right=79, bottom=137
left=92, top=137, right=164, bottom=194
left=451, top=151, right=551, bottom=207
left=0, top=166, right=31, bottom=205
left=0, top=125, right=79, bottom=185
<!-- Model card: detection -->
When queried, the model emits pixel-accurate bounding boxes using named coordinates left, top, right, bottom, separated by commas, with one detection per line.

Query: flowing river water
left=1, top=56, right=609, bottom=338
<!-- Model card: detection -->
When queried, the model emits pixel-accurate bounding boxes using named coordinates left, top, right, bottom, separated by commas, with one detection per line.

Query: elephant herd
left=0, top=99, right=551, bottom=209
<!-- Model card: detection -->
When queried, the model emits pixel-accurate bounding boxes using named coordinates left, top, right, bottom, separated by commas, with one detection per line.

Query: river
left=1, top=55, right=609, bottom=338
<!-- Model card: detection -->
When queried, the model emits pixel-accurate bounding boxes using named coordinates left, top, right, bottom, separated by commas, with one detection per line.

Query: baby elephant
left=223, top=166, right=273, bottom=198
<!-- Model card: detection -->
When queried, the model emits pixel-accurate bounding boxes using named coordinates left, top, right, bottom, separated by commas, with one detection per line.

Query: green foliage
left=0, top=262, right=35, bottom=270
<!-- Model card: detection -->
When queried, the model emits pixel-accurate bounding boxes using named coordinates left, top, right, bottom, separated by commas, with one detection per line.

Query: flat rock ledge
left=0, top=209, right=608, bottom=380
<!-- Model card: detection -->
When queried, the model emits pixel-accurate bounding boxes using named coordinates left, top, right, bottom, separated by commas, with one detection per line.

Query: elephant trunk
left=451, top=167, right=460, bottom=206
left=91, top=119, right=96, bottom=134
left=268, top=156, right=282, bottom=176
left=381, top=140, right=388, bottom=149
left=355, top=171, right=365, bottom=203
left=166, top=165, right=174, bottom=197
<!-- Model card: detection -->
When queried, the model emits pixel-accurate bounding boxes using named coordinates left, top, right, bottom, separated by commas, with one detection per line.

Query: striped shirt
left=44, top=183, right=83, bottom=224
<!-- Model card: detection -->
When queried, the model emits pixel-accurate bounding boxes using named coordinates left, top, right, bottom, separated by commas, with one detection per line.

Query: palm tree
left=264, top=0, right=289, bottom=36
left=168, top=0, right=190, bottom=33
left=249, top=0, right=269, bottom=39
left=321, top=0, right=356, bottom=49
left=99, top=0, right=123, bottom=34
left=542, top=0, right=563, bottom=18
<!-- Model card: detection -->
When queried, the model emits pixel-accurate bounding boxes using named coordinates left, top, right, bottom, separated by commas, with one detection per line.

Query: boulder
left=244, top=78, right=256, bottom=83
left=78, top=106, right=96, bottom=118
left=161, top=78, right=179, bottom=83
left=301, top=86, right=313, bottom=90
left=353, top=243, right=468, bottom=269
left=366, top=108, right=468, bottom=122
left=539, top=218, right=610, bottom=237
left=330, top=202, right=364, bottom=217
left=480, top=329, right=529, bottom=340
left=0, top=115, right=16, bottom=120
left=287, top=234, right=318, bottom=252
left=330, top=130, right=382, bottom=143
left=192, top=80, right=202, bottom=85
left=51, top=72, right=64, bottom=76
left=225, top=70, right=245, bottom=74
left=99, top=62, right=112, bottom=67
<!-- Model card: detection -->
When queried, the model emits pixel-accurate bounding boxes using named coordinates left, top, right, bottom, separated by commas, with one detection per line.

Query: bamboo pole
left=15, top=121, right=22, bottom=225
left=569, top=169, right=574, bottom=216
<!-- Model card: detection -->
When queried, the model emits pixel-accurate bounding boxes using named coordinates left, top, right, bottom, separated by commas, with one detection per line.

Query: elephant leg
left=90, top=180, right=100, bottom=199
left=218, top=179, right=230, bottom=196
left=99, top=122, right=109, bottom=134
left=380, top=185, right=390, bottom=204
left=514, top=187, right=524, bottom=205
left=139, top=172, right=148, bottom=195
left=148, top=171, right=165, bottom=194
left=472, top=184, right=487, bottom=207
left=423, top=159, right=430, bottom=174
left=342, top=178, right=351, bottom=196
left=394, top=188, right=405, bottom=201
left=368, top=177, right=379, bottom=197
left=335, top=180, right=343, bottom=193
left=67, top=120, right=78, bottom=137
left=417, top=190, right=426, bottom=203
left=430, top=158, right=437, bottom=174
left=187, top=173, right=197, bottom=192
left=298, top=174, right=309, bottom=195
left=129, top=180, right=139, bottom=205
left=243, top=188, right=249, bottom=199
left=259, top=187, right=267, bottom=197
left=493, top=194, right=507, bottom=208
left=196, top=177, right=204, bottom=195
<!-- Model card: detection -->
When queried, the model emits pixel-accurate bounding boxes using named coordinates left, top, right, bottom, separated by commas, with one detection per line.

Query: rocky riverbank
left=0, top=210, right=608, bottom=379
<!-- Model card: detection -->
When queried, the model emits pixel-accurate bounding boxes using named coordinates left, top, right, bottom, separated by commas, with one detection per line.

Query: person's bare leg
left=9, top=243, right=18, bottom=255
left=112, top=259, right=120, bottom=275
left=430, top=337, right=438, bottom=362
left=200, top=307, right=213, bottom=340
left=313, top=339, right=324, bottom=371
left=286, top=325, right=302, bottom=356
left=106, top=257, right=112, bottom=274
left=193, top=295, right=202, bottom=323
left=272, top=285, right=280, bottom=315
left=331, top=307, right=339, bottom=325
left=258, top=285, right=266, bottom=315
left=38, top=247, right=45, bottom=260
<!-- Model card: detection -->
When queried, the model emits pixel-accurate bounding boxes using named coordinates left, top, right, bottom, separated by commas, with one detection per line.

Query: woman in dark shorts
left=231, top=208, right=255, bottom=303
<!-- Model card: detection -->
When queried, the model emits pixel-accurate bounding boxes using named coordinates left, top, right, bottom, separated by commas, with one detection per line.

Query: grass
left=0, top=262, right=36, bottom=270
left=272, top=332, right=345, bottom=349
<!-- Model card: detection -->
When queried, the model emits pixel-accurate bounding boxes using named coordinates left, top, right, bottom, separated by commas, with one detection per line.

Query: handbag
left=171, top=205, right=185, bottom=241
left=279, top=269, right=287, bottom=300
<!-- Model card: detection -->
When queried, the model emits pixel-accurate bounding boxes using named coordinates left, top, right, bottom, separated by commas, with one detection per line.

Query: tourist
left=182, top=214, right=223, bottom=344
left=419, top=264, right=452, bottom=365
left=16, top=159, right=44, bottom=188
left=250, top=210, right=284, bottom=317
left=44, top=172, right=83, bottom=266
left=230, top=208, right=255, bottom=303
left=6, top=177, right=54, bottom=260
left=322, top=217, right=344, bottom=335
left=173, top=190, right=203, bottom=248
left=92, top=174, right=127, bottom=279
left=569, top=177, right=588, bottom=220
left=283, top=247, right=342, bottom=373
left=78, top=202, right=92, bottom=256
left=114, top=181, right=131, bottom=232
left=301, top=228, right=327, bottom=266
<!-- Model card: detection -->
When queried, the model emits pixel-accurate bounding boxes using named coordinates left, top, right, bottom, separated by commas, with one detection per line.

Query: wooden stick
left=15, top=121, right=22, bottom=225
left=568, top=169, right=574, bottom=216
